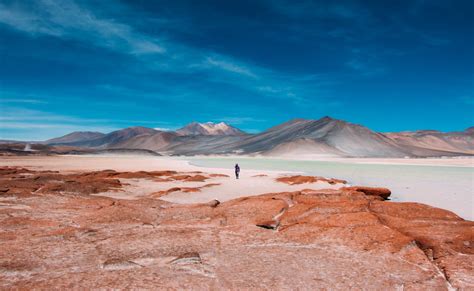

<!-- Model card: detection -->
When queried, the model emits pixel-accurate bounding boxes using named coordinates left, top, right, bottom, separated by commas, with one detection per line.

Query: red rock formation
left=0, top=167, right=219, bottom=198
left=151, top=183, right=221, bottom=197
left=0, top=167, right=472, bottom=289
left=0, top=168, right=123, bottom=197
left=342, top=186, right=392, bottom=200
left=171, top=174, right=209, bottom=182
left=209, top=174, right=229, bottom=178
left=276, top=175, right=347, bottom=185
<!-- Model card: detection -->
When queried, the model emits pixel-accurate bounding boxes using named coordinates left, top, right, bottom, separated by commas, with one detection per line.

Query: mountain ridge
left=46, top=131, right=106, bottom=145
left=42, top=117, right=474, bottom=157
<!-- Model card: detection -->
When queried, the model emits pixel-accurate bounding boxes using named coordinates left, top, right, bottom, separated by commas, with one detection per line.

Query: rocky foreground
left=0, top=167, right=473, bottom=289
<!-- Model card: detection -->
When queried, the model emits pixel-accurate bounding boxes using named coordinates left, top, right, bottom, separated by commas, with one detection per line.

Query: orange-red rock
left=0, top=167, right=472, bottom=289
left=151, top=183, right=221, bottom=197
left=342, top=186, right=392, bottom=199
left=276, top=175, right=347, bottom=185
left=209, top=173, right=229, bottom=178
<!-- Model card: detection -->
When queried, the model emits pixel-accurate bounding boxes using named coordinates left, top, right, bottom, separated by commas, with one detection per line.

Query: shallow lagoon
left=188, top=157, right=474, bottom=220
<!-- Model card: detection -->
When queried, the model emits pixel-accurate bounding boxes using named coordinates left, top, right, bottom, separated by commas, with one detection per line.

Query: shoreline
left=184, top=156, right=474, bottom=221
left=181, top=154, right=474, bottom=168
left=0, top=154, right=472, bottom=220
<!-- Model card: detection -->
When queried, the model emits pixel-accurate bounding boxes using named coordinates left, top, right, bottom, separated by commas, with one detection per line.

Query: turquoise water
left=186, top=157, right=474, bottom=220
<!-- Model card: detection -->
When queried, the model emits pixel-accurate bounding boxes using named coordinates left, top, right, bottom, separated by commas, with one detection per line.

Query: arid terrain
left=0, top=155, right=472, bottom=289
left=4, top=117, right=473, bottom=158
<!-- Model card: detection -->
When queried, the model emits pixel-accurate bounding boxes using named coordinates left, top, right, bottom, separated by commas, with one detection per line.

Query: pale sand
left=97, top=176, right=342, bottom=203
left=0, top=155, right=197, bottom=172
left=1, top=155, right=472, bottom=220
left=0, top=155, right=343, bottom=204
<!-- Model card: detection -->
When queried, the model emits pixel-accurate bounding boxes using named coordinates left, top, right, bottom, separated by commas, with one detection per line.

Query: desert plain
left=0, top=155, right=473, bottom=289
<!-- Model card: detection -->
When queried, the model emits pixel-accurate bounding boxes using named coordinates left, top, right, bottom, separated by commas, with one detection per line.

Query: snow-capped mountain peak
left=176, top=122, right=246, bottom=136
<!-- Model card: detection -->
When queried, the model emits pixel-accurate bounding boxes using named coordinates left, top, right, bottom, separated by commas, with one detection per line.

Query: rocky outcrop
left=0, top=167, right=472, bottom=289
left=276, top=175, right=347, bottom=185
left=342, top=186, right=392, bottom=200
left=151, top=183, right=221, bottom=197
left=0, top=168, right=217, bottom=197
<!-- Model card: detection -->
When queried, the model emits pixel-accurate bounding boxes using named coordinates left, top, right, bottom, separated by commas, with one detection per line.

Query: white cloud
left=204, top=57, right=258, bottom=78
left=257, top=86, right=281, bottom=93
left=0, top=0, right=165, bottom=55
left=0, top=106, right=173, bottom=140
left=0, top=122, right=100, bottom=129
left=0, top=98, right=47, bottom=104
left=0, top=0, right=338, bottom=109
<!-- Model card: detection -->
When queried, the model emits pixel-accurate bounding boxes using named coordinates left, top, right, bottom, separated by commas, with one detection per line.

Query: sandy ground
left=0, top=155, right=344, bottom=204
left=0, top=155, right=199, bottom=172
left=1, top=155, right=472, bottom=220
left=96, top=175, right=342, bottom=203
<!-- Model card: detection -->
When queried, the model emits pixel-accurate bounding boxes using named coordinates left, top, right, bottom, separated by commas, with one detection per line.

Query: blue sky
left=0, top=0, right=473, bottom=140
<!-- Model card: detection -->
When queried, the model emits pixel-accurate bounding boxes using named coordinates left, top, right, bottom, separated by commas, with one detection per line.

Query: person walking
left=234, top=163, right=240, bottom=179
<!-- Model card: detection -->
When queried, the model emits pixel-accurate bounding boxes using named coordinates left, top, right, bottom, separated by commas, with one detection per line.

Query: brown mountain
left=384, top=127, right=474, bottom=156
left=110, top=131, right=179, bottom=152
left=64, top=127, right=160, bottom=148
left=46, top=131, right=105, bottom=145
left=44, top=118, right=473, bottom=157
left=217, top=117, right=410, bottom=157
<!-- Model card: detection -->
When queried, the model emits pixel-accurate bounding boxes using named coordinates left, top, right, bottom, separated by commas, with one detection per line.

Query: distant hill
left=384, top=127, right=474, bottom=156
left=110, top=131, right=179, bottom=152
left=49, top=127, right=160, bottom=148
left=40, top=118, right=473, bottom=157
left=46, top=131, right=105, bottom=145
left=176, top=122, right=246, bottom=136
left=216, top=117, right=409, bottom=157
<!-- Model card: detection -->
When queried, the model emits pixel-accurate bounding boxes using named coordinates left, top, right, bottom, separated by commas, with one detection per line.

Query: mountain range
left=43, top=117, right=473, bottom=158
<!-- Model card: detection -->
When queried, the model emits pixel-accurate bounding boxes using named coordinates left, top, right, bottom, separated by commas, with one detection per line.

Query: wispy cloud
left=0, top=0, right=165, bottom=55
left=0, top=123, right=116, bottom=141
left=0, top=0, right=330, bottom=106
left=0, top=0, right=352, bottom=137
left=0, top=122, right=106, bottom=130
left=0, top=90, right=50, bottom=104
left=204, top=57, right=258, bottom=78
left=0, top=107, right=102, bottom=123
left=0, top=106, right=167, bottom=126
left=0, top=98, right=47, bottom=104
left=0, top=106, right=173, bottom=140
left=0, top=107, right=117, bottom=140
left=257, top=86, right=281, bottom=94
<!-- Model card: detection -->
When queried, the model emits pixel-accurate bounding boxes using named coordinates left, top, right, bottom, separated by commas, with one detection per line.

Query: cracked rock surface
left=0, top=167, right=472, bottom=289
